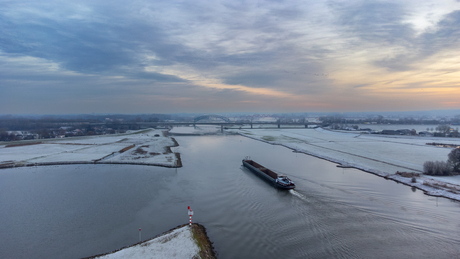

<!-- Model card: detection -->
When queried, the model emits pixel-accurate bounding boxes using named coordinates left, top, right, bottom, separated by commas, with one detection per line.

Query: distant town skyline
left=1, top=0, right=460, bottom=114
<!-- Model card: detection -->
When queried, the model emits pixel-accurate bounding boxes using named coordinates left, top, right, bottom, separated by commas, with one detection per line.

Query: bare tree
left=448, top=148, right=460, bottom=173
left=423, top=161, right=452, bottom=176
left=8, top=132, right=17, bottom=141
left=0, top=131, right=8, bottom=141
left=436, top=125, right=451, bottom=134
left=450, top=130, right=459, bottom=138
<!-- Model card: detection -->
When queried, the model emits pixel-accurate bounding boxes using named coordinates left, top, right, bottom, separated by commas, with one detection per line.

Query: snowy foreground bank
left=0, top=129, right=181, bottom=168
left=87, top=224, right=216, bottom=259
left=229, top=127, right=460, bottom=201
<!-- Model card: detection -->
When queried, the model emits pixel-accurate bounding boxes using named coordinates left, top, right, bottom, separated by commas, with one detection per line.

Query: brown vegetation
left=423, top=181, right=460, bottom=195
left=5, top=142, right=42, bottom=148
left=191, top=224, right=217, bottom=259
left=426, top=142, right=460, bottom=148
left=133, top=147, right=148, bottom=155
left=119, top=144, right=135, bottom=153
left=395, top=171, right=420, bottom=178
left=175, top=153, right=182, bottom=167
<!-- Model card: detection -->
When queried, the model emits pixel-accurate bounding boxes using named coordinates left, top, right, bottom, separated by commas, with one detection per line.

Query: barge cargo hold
left=242, top=158, right=295, bottom=190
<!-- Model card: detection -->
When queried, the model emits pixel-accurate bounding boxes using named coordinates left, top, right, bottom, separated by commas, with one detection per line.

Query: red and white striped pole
left=188, top=206, right=194, bottom=226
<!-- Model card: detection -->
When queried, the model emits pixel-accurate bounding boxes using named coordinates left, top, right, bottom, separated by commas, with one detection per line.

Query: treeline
left=0, top=123, right=144, bottom=141
left=0, top=114, right=173, bottom=131
left=423, top=148, right=460, bottom=176
left=319, top=114, right=460, bottom=125
left=0, top=131, right=20, bottom=141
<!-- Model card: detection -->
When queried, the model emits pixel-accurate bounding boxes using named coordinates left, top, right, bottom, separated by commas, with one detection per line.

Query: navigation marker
left=188, top=206, right=194, bottom=225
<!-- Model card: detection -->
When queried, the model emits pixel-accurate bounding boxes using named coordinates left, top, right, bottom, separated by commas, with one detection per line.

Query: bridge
left=193, top=115, right=230, bottom=123
left=52, top=114, right=322, bottom=133
left=101, top=120, right=320, bottom=132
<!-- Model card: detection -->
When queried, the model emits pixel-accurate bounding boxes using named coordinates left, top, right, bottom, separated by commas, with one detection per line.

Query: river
left=1, top=134, right=460, bottom=258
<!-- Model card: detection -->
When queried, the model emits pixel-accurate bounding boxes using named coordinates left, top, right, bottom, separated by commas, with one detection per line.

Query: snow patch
left=96, top=226, right=199, bottom=259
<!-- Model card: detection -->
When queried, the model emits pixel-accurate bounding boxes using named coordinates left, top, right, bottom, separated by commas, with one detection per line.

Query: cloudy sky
left=1, top=0, right=460, bottom=114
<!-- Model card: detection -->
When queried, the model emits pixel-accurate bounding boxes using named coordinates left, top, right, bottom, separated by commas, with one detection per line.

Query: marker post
left=188, top=206, right=194, bottom=226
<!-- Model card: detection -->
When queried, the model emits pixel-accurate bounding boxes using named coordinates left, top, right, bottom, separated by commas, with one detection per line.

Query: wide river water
left=1, top=134, right=460, bottom=258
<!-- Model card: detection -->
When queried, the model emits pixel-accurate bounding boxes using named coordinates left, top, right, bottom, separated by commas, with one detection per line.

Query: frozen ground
left=228, top=127, right=460, bottom=201
left=96, top=226, right=199, bottom=259
left=0, top=129, right=180, bottom=167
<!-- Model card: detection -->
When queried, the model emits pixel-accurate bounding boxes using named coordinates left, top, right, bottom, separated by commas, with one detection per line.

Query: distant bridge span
left=193, top=115, right=230, bottom=123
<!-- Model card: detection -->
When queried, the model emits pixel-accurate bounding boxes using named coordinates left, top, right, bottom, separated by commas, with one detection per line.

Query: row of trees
left=423, top=148, right=460, bottom=176
left=0, top=131, right=21, bottom=141
left=319, top=114, right=460, bottom=125
left=0, top=114, right=171, bottom=131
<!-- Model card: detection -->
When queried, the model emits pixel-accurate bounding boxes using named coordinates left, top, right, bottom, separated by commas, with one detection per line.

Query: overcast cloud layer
left=1, top=0, right=460, bottom=114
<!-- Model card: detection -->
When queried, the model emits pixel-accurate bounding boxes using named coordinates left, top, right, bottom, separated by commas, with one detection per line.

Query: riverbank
left=0, top=129, right=182, bottom=169
left=230, top=127, right=460, bottom=202
left=86, top=224, right=216, bottom=259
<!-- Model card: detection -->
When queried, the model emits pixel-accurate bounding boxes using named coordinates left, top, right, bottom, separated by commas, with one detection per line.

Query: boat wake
left=290, top=189, right=308, bottom=201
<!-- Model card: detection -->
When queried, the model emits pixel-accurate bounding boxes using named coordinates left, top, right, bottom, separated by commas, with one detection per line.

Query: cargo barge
left=242, top=158, right=295, bottom=190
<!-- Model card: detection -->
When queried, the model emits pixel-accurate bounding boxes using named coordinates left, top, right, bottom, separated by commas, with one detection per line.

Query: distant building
left=380, top=129, right=411, bottom=135
left=381, top=130, right=398, bottom=135
left=418, top=131, right=433, bottom=137
left=23, top=134, right=35, bottom=140
left=397, top=129, right=411, bottom=135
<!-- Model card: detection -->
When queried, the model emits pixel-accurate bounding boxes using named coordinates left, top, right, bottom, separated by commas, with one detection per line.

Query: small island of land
left=0, top=129, right=182, bottom=169
left=86, top=224, right=216, bottom=259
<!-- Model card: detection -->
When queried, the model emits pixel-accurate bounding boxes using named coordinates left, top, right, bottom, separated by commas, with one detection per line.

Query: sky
left=1, top=0, right=460, bottom=114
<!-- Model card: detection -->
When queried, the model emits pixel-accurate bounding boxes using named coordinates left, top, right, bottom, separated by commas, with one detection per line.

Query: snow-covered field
left=0, top=129, right=180, bottom=167
left=96, top=226, right=199, bottom=259
left=228, top=127, right=460, bottom=201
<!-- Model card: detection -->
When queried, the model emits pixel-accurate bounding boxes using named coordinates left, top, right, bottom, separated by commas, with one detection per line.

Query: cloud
left=0, top=1, right=193, bottom=80
left=2, top=12, right=126, bottom=72
left=1, top=0, right=460, bottom=113
left=379, top=10, right=460, bottom=71
left=333, top=1, right=415, bottom=45
left=353, top=84, right=368, bottom=89
left=330, top=2, right=460, bottom=72
left=1, top=0, right=333, bottom=90
left=420, top=10, right=460, bottom=54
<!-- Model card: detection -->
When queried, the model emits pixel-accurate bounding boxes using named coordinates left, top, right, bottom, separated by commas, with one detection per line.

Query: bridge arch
left=194, top=115, right=230, bottom=123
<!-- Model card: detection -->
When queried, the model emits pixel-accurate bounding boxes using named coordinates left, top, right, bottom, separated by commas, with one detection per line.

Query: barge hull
left=242, top=160, right=295, bottom=190
left=243, top=160, right=276, bottom=183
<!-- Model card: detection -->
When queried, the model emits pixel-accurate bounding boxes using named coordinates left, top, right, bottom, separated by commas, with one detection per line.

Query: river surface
left=1, top=135, right=460, bottom=258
